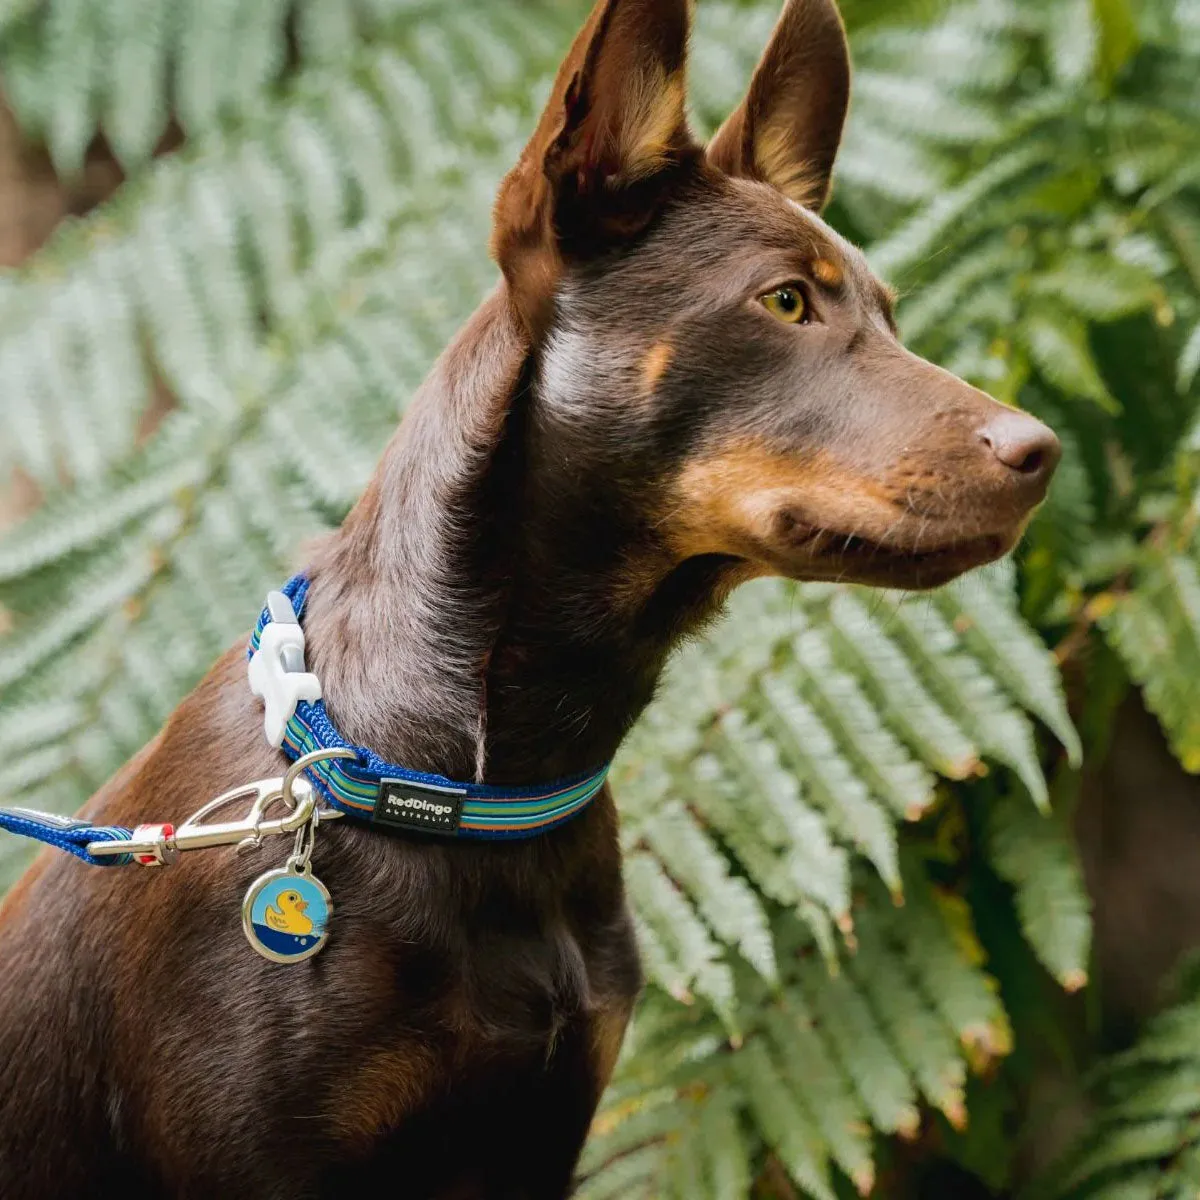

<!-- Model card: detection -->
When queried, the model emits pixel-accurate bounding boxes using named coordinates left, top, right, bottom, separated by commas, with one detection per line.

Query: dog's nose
left=978, top=409, right=1061, bottom=493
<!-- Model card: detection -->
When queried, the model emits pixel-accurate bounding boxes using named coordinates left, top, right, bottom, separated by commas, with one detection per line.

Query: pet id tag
left=242, top=813, right=331, bottom=963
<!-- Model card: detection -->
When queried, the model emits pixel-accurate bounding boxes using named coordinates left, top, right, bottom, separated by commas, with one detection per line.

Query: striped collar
left=247, top=575, right=610, bottom=841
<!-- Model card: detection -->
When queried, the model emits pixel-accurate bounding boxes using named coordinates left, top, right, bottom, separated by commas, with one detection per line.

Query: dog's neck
left=302, top=287, right=721, bottom=787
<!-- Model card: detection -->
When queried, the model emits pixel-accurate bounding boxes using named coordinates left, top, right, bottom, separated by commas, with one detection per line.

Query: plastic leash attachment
left=84, top=747, right=356, bottom=867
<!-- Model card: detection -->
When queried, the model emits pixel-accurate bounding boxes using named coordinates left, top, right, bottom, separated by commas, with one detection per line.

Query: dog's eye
left=760, top=284, right=809, bottom=325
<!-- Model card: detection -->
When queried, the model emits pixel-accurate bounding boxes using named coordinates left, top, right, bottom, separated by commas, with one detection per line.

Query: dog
left=0, top=0, right=1059, bottom=1195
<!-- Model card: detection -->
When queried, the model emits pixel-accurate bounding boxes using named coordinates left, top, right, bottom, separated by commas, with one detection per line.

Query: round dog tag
left=242, top=866, right=331, bottom=963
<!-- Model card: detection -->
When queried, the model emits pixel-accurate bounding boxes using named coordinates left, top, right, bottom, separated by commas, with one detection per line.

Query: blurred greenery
left=0, top=0, right=1198, bottom=1195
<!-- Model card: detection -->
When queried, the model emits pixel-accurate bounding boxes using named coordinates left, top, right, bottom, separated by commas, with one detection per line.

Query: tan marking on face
left=641, top=340, right=673, bottom=393
left=811, top=257, right=844, bottom=288
left=663, top=440, right=900, bottom=564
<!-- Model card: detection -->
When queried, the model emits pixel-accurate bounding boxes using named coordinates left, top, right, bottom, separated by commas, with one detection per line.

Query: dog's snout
left=978, top=409, right=1061, bottom=491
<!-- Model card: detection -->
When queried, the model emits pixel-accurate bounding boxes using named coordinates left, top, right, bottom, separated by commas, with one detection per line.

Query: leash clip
left=85, top=748, right=353, bottom=865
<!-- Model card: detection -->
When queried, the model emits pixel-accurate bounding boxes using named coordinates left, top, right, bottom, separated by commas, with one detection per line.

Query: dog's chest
left=300, top=892, right=639, bottom=1196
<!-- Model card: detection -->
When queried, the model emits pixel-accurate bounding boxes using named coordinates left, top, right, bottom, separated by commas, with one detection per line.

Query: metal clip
left=86, top=748, right=355, bottom=864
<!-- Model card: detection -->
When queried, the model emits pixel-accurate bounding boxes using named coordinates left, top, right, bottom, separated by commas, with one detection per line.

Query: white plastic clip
left=248, top=591, right=322, bottom=748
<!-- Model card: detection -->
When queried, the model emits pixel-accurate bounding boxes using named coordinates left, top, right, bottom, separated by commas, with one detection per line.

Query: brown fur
left=0, top=1, right=1059, bottom=1197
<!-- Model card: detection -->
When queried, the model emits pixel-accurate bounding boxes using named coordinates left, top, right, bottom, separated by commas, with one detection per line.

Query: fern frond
left=875, top=593, right=1052, bottom=807
left=1021, top=309, right=1121, bottom=414
left=736, top=1038, right=837, bottom=1200
left=763, top=999, right=876, bottom=1193
left=1046, top=979, right=1200, bottom=1197
left=625, top=850, right=738, bottom=1025
left=985, top=786, right=1092, bottom=990
left=1102, top=545, right=1200, bottom=773
left=936, top=571, right=1082, bottom=764
left=824, top=589, right=981, bottom=779
left=639, top=800, right=778, bottom=984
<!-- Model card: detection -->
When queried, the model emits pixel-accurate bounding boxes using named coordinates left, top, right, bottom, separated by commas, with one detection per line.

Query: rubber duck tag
left=242, top=814, right=330, bottom=963
left=243, top=865, right=331, bottom=962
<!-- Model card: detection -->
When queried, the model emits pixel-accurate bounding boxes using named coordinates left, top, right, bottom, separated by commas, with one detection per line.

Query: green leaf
left=1178, top=320, right=1200, bottom=394
left=986, top=790, right=1093, bottom=990
left=625, top=851, right=737, bottom=1023
left=1021, top=309, right=1121, bottom=413
left=798, top=962, right=921, bottom=1139
left=878, top=595, right=1050, bottom=808
left=825, top=590, right=981, bottom=780
left=883, top=858, right=1013, bottom=1064
left=1092, top=0, right=1140, bottom=84
left=764, top=1001, right=876, bottom=1193
left=1027, top=254, right=1160, bottom=322
left=735, top=1039, right=836, bottom=1200
left=641, top=801, right=778, bottom=983
left=760, top=673, right=902, bottom=895
left=848, top=915, right=969, bottom=1128
left=870, top=143, right=1050, bottom=279
left=1102, top=548, right=1200, bottom=773
left=936, top=572, right=1082, bottom=764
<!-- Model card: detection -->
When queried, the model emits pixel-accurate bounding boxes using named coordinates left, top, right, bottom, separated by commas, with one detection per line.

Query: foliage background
left=0, top=0, right=1198, bottom=1195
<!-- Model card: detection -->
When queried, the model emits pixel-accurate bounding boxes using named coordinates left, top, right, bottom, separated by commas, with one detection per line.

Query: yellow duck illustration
left=264, top=890, right=313, bottom=936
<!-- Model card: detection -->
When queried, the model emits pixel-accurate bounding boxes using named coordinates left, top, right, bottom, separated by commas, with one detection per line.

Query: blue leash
left=0, top=808, right=134, bottom=867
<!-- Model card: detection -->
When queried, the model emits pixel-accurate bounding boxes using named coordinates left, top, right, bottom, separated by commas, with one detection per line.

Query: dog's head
left=491, top=0, right=1058, bottom=592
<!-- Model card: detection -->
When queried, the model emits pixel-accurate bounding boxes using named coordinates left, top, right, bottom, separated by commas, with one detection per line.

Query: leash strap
left=0, top=807, right=134, bottom=866
left=250, top=575, right=609, bottom=840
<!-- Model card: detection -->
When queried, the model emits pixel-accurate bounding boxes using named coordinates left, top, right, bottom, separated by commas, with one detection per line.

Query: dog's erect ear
left=705, top=0, right=850, bottom=211
left=491, top=0, right=694, bottom=335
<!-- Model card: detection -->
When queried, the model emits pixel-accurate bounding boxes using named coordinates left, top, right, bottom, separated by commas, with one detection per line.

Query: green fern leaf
left=1102, top=548, right=1200, bottom=772
left=764, top=1002, right=876, bottom=1194
left=735, top=1039, right=835, bottom=1200
left=879, top=595, right=1050, bottom=807
left=1176, top=317, right=1200, bottom=397
left=936, top=572, right=1082, bottom=763
left=849, top=916, right=969, bottom=1127
left=1027, top=253, right=1161, bottom=321
left=711, top=713, right=853, bottom=924
left=797, top=966, right=920, bottom=1139
left=986, top=787, right=1092, bottom=990
left=881, top=859, right=1014, bottom=1063
left=625, top=851, right=737, bottom=1025
left=1021, top=308, right=1121, bottom=413
left=640, top=801, right=778, bottom=984
left=870, top=142, right=1051, bottom=279
left=698, top=1088, right=753, bottom=1200
left=759, top=673, right=902, bottom=895
left=825, top=590, right=981, bottom=779
left=574, top=1143, right=663, bottom=1200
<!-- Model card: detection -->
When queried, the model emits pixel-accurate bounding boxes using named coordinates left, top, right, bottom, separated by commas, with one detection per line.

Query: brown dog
left=0, top=0, right=1058, bottom=1196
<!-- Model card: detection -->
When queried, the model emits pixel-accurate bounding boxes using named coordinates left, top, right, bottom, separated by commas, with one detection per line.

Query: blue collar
left=247, top=575, right=610, bottom=840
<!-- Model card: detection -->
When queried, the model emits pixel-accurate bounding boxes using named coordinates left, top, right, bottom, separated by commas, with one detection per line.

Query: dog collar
left=247, top=575, right=610, bottom=841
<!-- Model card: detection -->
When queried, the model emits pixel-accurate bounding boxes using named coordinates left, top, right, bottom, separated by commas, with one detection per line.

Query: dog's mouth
left=782, top=525, right=1011, bottom=590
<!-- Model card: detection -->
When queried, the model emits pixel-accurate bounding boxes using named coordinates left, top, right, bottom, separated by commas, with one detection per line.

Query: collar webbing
left=248, top=575, right=610, bottom=840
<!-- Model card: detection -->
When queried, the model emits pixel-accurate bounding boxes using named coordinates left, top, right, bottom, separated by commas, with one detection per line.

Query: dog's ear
left=705, top=0, right=850, bottom=211
left=492, top=0, right=694, bottom=335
